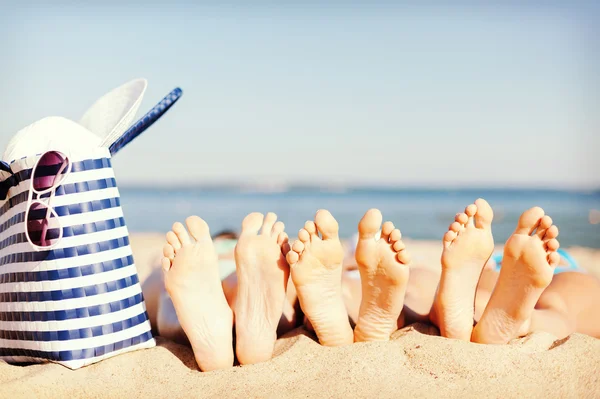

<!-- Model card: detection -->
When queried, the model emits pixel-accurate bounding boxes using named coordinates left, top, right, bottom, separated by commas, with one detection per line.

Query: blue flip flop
left=492, top=248, right=581, bottom=274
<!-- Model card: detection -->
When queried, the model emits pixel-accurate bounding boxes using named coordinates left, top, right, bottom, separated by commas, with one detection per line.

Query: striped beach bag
left=0, top=79, right=182, bottom=369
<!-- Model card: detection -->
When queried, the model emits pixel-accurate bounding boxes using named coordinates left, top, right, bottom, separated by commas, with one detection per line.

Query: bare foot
left=234, top=212, right=290, bottom=365
left=162, top=216, right=234, bottom=371
left=222, top=272, right=299, bottom=338
left=287, top=210, right=354, bottom=346
left=353, top=209, right=411, bottom=342
left=472, top=207, right=560, bottom=344
left=431, top=198, right=494, bottom=341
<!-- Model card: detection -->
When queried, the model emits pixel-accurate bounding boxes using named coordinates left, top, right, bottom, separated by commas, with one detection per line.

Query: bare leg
left=472, top=268, right=600, bottom=340
left=526, top=271, right=600, bottom=339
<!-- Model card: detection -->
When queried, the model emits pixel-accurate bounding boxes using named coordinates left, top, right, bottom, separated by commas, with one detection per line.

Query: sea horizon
left=117, top=183, right=600, bottom=194
left=118, top=186, right=600, bottom=249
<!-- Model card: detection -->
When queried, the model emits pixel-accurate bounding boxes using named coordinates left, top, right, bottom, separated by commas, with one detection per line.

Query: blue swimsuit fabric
left=492, top=248, right=581, bottom=274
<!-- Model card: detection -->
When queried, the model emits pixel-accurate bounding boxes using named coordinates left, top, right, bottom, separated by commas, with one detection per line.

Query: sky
left=0, top=2, right=598, bottom=189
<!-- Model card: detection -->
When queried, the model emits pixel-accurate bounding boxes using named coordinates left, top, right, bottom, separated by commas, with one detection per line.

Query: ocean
left=119, top=187, right=600, bottom=249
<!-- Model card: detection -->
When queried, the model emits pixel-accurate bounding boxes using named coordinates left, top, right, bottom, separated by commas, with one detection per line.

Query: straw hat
left=3, top=79, right=148, bottom=162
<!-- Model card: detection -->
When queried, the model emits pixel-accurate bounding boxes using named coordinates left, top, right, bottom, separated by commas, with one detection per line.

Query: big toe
left=515, top=207, right=545, bottom=235
left=474, top=198, right=494, bottom=229
left=314, top=209, right=339, bottom=240
left=358, top=209, right=383, bottom=240
left=185, top=216, right=211, bottom=241
left=241, top=212, right=265, bottom=235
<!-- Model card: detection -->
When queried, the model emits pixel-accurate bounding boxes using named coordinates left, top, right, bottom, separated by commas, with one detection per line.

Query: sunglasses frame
left=24, top=151, right=72, bottom=251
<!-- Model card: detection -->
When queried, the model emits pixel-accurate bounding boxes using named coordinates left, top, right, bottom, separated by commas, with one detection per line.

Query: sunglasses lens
left=32, top=151, right=69, bottom=192
left=26, top=202, right=61, bottom=248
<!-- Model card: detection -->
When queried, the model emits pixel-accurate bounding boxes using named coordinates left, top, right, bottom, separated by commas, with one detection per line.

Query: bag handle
left=0, top=165, right=16, bottom=201
left=109, top=87, right=183, bottom=156
left=0, top=87, right=183, bottom=199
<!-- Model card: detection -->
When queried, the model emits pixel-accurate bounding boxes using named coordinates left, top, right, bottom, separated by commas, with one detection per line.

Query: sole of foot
left=472, top=207, right=560, bottom=344
left=431, top=198, right=494, bottom=341
left=162, top=216, right=234, bottom=371
left=287, top=210, right=354, bottom=346
left=353, top=209, right=411, bottom=342
left=234, top=212, right=290, bottom=365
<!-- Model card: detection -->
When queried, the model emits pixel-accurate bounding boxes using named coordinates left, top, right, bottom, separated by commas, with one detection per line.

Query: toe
left=286, top=250, right=299, bottom=265
left=535, top=215, right=553, bottom=239
left=314, top=209, right=339, bottom=240
left=292, top=240, right=305, bottom=254
left=545, top=238, right=560, bottom=252
left=185, top=216, right=211, bottom=242
left=298, top=228, right=311, bottom=243
left=304, top=221, right=318, bottom=237
left=465, top=204, right=477, bottom=226
left=465, top=203, right=477, bottom=216
left=278, top=232, right=288, bottom=245
left=358, top=209, right=383, bottom=240
left=539, top=215, right=553, bottom=229
left=276, top=230, right=288, bottom=245
left=261, top=212, right=278, bottom=235
left=397, top=250, right=411, bottom=264
left=392, top=239, right=405, bottom=252
left=163, top=243, right=175, bottom=261
left=544, top=225, right=559, bottom=240
left=449, top=221, right=462, bottom=233
left=474, top=198, right=494, bottom=229
left=389, top=228, right=401, bottom=243
left=166, top=231, right=182, bottom=253
left=241, top=212, right=265, bottom=235
left=381, top=221, right=395, bottom=242
left=172, top=222, right=191, bottom=247
left=514, top=207, right=545, bottom=235
left=272, top=221, right=285, bottom=237
left=443, top=230, right=457, bottom=248
left=548, top=251, right=560, bottom=267
left=161, top=257, right=171, bottom=272
left=455, top=213, right=468, bottom=225
left=287, top=240, right=304, bottom=265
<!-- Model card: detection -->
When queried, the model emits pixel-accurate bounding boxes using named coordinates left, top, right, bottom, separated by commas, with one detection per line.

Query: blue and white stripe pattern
left=0, top=147, right=154, bottom=369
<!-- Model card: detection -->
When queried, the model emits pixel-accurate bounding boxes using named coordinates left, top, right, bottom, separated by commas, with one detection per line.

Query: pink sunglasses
left=24, top=151, right=72, bottom=250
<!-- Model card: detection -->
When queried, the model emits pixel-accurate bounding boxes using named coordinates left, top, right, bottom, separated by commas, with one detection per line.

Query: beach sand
left=2, top=233, right=599, bottom=398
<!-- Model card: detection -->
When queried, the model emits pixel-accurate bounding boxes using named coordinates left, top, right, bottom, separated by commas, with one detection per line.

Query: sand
left=2, top=233, right=599, bottom=398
